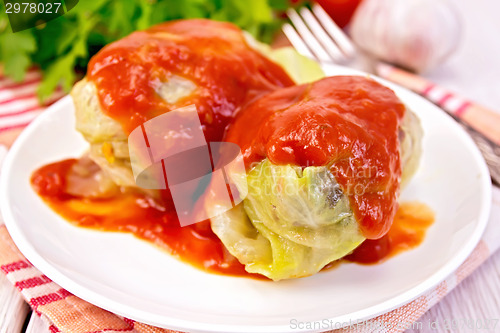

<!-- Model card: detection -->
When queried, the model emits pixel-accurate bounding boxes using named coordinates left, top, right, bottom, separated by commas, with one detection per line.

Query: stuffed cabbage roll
left=69, top=19, right=422, bottom=281
left=210, top=76, right=422, bottom=280
left=71, top=19, right=296, bottom=189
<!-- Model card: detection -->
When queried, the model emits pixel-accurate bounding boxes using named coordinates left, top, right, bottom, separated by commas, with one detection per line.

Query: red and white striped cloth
left=0, top=69, right=65, bottom=135
left=1, top=69, right=500, bottom=333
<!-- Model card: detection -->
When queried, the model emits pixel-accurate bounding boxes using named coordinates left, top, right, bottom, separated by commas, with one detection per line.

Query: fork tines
left=283, top=4, right=356, bottom=63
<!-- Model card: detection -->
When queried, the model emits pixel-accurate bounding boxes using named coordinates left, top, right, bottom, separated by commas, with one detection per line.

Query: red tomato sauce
left=345, top=202, right=435, bottom=264
left=225, top=76, right=405, bottom=239
left=30, top=21, right=434, bottom=279
left=30, top=160, right=434, bottom=276
left=31, top=159, right=263, bottom=279
left=87, top=19, right=294, bottom=138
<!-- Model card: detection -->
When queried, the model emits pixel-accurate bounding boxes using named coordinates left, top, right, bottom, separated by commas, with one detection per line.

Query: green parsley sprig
left=0, top=0, right=291, bottom=102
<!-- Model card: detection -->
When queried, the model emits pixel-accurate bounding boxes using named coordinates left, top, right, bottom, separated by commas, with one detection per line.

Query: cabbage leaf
left=211, top=160, right=365, bottom=281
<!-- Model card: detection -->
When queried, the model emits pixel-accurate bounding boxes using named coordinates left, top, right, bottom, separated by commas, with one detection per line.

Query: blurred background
left=0, top=0, right=361, bottom=102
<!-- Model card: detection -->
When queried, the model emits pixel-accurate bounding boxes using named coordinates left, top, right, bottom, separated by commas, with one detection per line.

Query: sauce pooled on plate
left=31, top=21, right=433, bottom=278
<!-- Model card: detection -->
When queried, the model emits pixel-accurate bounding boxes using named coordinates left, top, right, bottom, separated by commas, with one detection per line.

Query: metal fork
left=283, top=4, right=356, bottom=64
left=282, top=4, right=500, bottom=186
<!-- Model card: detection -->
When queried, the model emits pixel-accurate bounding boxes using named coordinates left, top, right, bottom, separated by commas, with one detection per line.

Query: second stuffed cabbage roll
left=210, top=76, right=422, bottom=280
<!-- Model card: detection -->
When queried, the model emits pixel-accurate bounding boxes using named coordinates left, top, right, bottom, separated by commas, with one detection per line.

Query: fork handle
left=376, top=63, right=500, bottom=146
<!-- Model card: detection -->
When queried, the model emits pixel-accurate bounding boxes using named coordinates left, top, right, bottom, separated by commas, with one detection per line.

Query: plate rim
left=0, top=68, right=493, bottom=333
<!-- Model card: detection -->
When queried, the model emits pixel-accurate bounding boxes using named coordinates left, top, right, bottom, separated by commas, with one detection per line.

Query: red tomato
left=315, top=0, right=362, bottom=28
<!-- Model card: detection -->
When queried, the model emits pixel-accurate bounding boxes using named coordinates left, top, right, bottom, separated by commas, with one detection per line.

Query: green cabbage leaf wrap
left=211, top=159, right=365, bottom=280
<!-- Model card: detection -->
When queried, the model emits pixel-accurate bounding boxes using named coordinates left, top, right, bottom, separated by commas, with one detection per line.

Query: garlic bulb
left=350, top=0, right=462, bottom=73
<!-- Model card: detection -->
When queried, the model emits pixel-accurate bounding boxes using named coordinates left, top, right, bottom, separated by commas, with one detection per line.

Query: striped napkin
left=1, top=69, right=500, bottom=333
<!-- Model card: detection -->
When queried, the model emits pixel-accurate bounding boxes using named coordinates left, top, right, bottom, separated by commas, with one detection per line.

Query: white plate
left=1, top=65, right=492, bottom=333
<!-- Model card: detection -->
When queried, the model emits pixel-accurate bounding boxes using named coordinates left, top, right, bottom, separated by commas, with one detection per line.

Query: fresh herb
left=0, top=0, right=294, bottom=101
